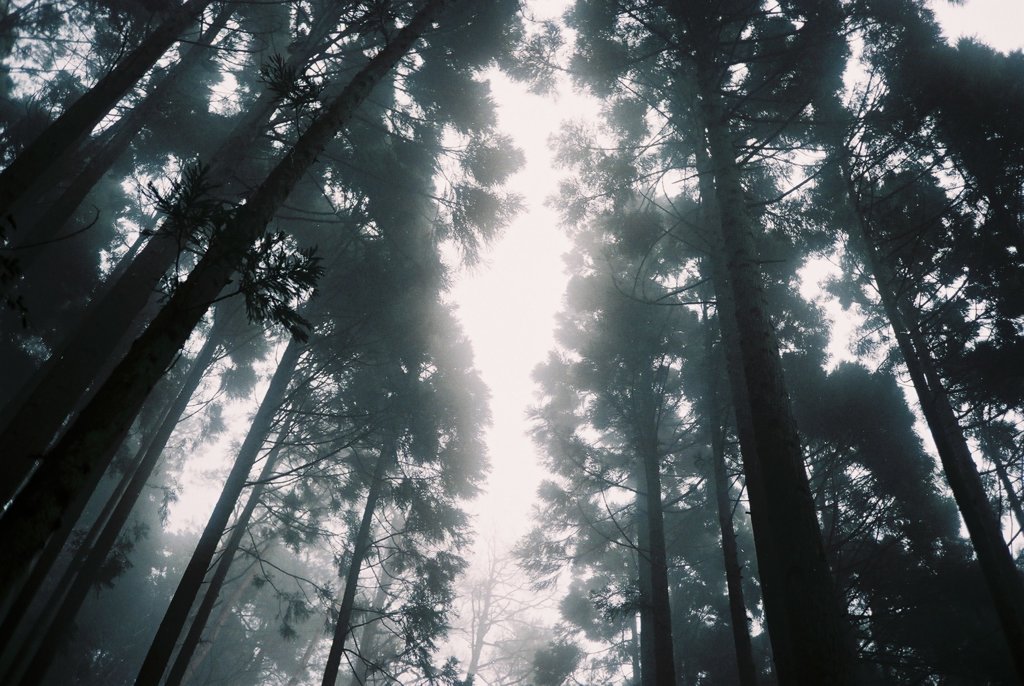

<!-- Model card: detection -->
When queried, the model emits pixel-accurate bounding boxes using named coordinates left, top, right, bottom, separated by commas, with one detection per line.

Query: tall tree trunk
left=12, top=4, right=234, bottom=270
left=701, top=307, right=758, bottom=686
left=0, top=0, right=450, bottom=586
left=182, top=557, right=266, bottom=685
left=691, top=80, right=856, bottom=681
left=0, top=0, right=343, bottom=494
left=164, top=415, right=295, bottom=686
left=134, top=339, right=301, bottom=685
left=634, top=488, right=657, bottom=686
left=12, top=323, right=224, bottom=685
left=0, top=442, right=136, bottom=677
left=321, top=440, right=396, bottom=686
left=0, top=0, right=212, bottom=222
left=634, top=419, right=677, bottom=685
left=346, top=561, right=398, bottom=686
left=804, top=20, right=1024, bottom=660
left=859, top=225, right=1024, bottom=676
left=988, top=446, right=1024, bottom=538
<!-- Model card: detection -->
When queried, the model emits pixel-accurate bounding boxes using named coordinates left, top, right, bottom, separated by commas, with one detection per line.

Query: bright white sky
left=448, top=0, right=1024, bottom=558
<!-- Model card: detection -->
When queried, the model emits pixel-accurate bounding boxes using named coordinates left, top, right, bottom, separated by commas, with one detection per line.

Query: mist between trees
left=0, top=0, right=1022, bottom=684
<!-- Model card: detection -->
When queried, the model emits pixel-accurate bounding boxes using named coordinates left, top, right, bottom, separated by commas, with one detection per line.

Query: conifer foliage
left=1, top=1, right=1022, bottom=685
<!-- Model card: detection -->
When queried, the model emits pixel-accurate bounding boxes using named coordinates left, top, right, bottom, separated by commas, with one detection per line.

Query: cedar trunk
left=13, top=4, right=234, bottom=266
left=321, top=441, right=396, bottom=686
left=13, top=324, right=223, bottom=686
left=0, top=0, right=212, bottom=220
left=133, top=339, right=300, bottom=685
left=861, top=229, right=1024, bottom=677
left=635, top=427, right=677, bottom=685
left=701, top=307, right=758, bottom=686
left=694, top=79, right=856, bottom=682
left=163, top=416, right=295, bottom=686
left=0, top=1, right=342, bottom=493
left=0, top=0, right=448, bottom=587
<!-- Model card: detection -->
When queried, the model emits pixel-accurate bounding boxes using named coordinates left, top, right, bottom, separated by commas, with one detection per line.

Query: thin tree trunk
left=0, top=0, right=212, bottom=221
left=13, top=4, right=234, bottom=269
left=182, top=558, right=265, bottom=685
left=0, top=0, right=450, bottom=586
left=321, top=440, right=396, bottom=686
left=466, top=583, right=491, bottom=681
left=860, top=228, right=1024, bottom=676
left=134, top=339, right=301, bottom=685
left=701, top=307, right=758, bottom=686
left=629, top=621, right=642, bottom=686
left=691, top=81, right=856, bottom=681
left=0, top=1, right=341, bottom=491
left=288, top=630, right=324, bottom=686
left=990, top=448, right=1024, bottom=538
left=635, top=422, right=677, bottom=686
left=12, top=324, right=224, bottom=685
left=346, top=563, right=397, bottom=686
left=164, top=415, right=295, bottom=686
left=634, top=487, right=656, bottom=686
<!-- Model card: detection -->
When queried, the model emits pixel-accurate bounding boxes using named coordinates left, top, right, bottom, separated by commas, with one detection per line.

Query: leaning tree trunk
left=0, top=0, right=212, bottom=222
left=700, top=306, right=758, bottom=686
left=984, top=437, right=1024, bottom=538
left=0, top=0, right=345, bottom=498
left=800, top=14, right=1024, bottom=660
left=182, top=556, right=268, bottom=683
left=10, top=321, right=225, bottom=686
left=0, top=442, right=137, bottom=677
left=163, top=415, right=296, bottom=686
left=0, top=0, right=452, bottom=587
left=321, top=440, right=397, bottom=686
left=691, top=77, right=856, bottom=681
left=12, top=4, right=234, bottom=269
left=134, top=339, right=301, bottom=685
left=859, top=225, right=1024, bottom=677
left=346, top=531, right=401, bottom=686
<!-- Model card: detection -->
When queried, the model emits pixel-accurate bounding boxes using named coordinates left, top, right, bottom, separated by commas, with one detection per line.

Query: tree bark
left=12, top=323, right=224, bottom=685
left=0, top=444, right=136, bottom=678
left=700, top=307, right=758, bottom=686
left=13, top=4, right=234, bottom=270
left=133, top=339, right=301, bottom=685
left=634, top=419, right=677, bottom=686
left=0, top=0, right=449, bottom=587
left=321, top=440, right=396, bottom=686
left=860, top=227, right=1024, bottom=677
left=0, top=0, right=212, bottom=222
left=634, top=488, right=657, bottom=686
left=691, top=78, right=856, bottom=682
left=346, top=561, right=398, bottom=686
left=164, top=415, right=295, bottom=686
left=0, top=0, right=344, bottom=494
left=989, top=448, right=1024, bottom=539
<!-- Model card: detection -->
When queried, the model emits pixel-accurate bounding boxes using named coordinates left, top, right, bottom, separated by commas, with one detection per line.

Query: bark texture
left=0, top=0, right=447, bottom=587
left=0, top=0, right=212, bottom=220
left=133, top=340, right=300, bottom=685
left=691, top=87, right=856, bottom=681
left=321, top=442, right=396, bottom=686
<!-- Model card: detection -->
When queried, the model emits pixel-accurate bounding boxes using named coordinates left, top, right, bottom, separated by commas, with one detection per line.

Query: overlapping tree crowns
left=0, top=0, right=509, bottom=603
